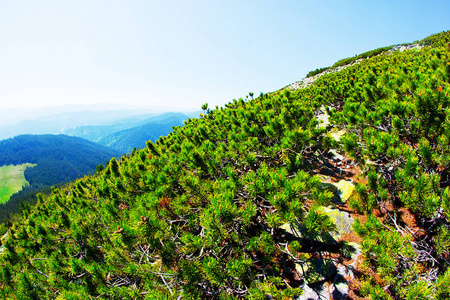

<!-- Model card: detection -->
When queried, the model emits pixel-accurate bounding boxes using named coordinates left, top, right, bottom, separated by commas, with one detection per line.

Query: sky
left=0, top=0, right=449, bottom=116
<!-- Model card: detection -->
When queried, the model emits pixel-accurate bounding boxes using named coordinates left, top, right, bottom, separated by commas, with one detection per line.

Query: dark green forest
left=0, top=134, right=121, bottom=222
left=1, top=31, right=450, bottom=299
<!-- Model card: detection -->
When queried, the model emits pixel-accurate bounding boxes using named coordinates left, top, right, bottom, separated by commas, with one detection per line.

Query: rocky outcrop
left=286, top=178, right=359, bottom=300
left=283, top=43, right=422, bottom=93
left=294, top=106, right=359, bottom=298
left=319, top=206, right=355, bottom=240
left=389, top=43, right=423, bottom=52
left=285, top=59, right=363, bottom=91
left=296, top=243, right=361, bottom=300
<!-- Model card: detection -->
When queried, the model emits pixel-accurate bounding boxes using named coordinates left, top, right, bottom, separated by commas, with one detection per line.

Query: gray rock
left=297, top=281, right=330, bottom=300
left=298, top=259, right=337, bottom=285
left=319, top=207, right=355, bottom=240
left=316, top=107, right=330, bottom=129
left=344, top=242, right=362, bottom=268
left=330, top=130, right=346, bottom=142
left=335, top=264, right=353, bottom=282
left=330, top=281, right=349, bottom=299
left=296, top=263, right=351, bottom=300
left=328, top=149, right=345, bottom=162
left=332, top=180, right=355, bottom=203
left=321, top=182, right=338, bottom=195
left=330, top=264, right=351, bottom=299
left=321, top=179, right=355, bottom=204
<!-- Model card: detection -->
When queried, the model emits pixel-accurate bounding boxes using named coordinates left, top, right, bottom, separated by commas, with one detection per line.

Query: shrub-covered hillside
left=1, top=31, right=450, bottom=299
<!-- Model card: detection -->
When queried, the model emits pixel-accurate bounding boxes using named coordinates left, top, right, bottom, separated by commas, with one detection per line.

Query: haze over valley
left=0, top=103, right=199, bottom=216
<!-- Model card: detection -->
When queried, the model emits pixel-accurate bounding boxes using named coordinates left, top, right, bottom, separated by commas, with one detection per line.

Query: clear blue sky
left=0, top=0, right=449, bottom=112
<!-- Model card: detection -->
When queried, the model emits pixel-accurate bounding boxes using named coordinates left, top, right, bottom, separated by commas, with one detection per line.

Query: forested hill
left=0, top=134, right=121, bottom=221
left=1, top=31, right=450, bottom=299
left=95, top=113, right=189, bottom=153
left=63, top=112, right=194, bottom=152
left=0, top=134, right=120, bottom=185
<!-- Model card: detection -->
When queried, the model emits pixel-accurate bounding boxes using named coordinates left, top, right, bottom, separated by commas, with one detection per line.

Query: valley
left=0, top=135, right=121, bottom=222
left=0, top=110, right=197, bottom=221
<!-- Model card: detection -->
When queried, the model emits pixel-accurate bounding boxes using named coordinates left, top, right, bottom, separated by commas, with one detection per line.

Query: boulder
left=297, top=281, right=330, bottom=300
left=316, top=109, right=330, bottom=129
left=330, top=281, right=349, bottom=299
left=344, top=242, right=362, bottom=267
left=320, top=166, right=339, bottom=177
left=319, top=207, right=355, bottom=240
left=328, top=149, right=345, bottom=162
left=320, top=179, right=355, bottom=204
left=296, top=262, right=355, bottom=300
left=332, top=180, right=355, bottom=203
left=297, top=258, right=337, bottom=285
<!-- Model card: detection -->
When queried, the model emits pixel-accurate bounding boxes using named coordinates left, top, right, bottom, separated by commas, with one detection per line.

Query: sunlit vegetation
left=0, top=163, right=36, bottom=204
left=0, top=30, right=449, bottom=299
left=323, top=30, right=450, bottom=299
left=306, top=45, right=397, bottom=78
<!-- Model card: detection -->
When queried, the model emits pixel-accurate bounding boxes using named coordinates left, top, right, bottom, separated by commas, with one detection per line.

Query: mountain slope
left=63, top=112, right=195, bottom=153
left=96, top=113, right=189, bottom=153
left=0, top=135, right=121, bottom=222
left=61, top=112, right=162, bottom=142
left=0, top=134, right=121, bottom=186
left=0, top=110, right=155, bottom=141
left=0, top=163, right=35, bottom=204
left=1, top=31, right=450, bottom=299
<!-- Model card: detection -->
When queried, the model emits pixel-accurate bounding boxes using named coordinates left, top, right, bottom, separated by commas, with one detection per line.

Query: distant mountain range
left=0, top=110, right=199, bottom=220
left=0, top=110, right=157, bottom=140
left=96, top=113, right=190, bottom=153
left=65, top=112, right=194, bottom=153
left=0, top=110, right=200, bottom=153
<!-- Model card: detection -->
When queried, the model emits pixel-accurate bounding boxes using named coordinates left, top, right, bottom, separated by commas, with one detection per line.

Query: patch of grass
left=0, top=163, right=36, bottom=204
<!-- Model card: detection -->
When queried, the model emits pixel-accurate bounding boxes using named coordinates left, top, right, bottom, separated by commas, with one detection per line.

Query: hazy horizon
left=1, top=0, right=449, bottom=114
left=0, top=102, right=201, bottom=128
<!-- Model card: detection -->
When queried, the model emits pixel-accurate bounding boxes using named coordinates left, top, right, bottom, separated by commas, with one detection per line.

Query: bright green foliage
left=360, top=279, right=391, bottom=300
left=349, top=183, right=378, bottom=213
left=0, top=87, right=336, bottom=298
left=331, top=45, right=394, bottom=68
left=306, top=66, right=331, bottom=78
left=306, top=44, right=396, bottom=78
left=435, top=268, right=450, bottom=300
left=325, top=31, right=450, bottom=298
left=302, top=205, right=336, bottom=238
left=420, top=30, right=450, bottom=47
left=1, top=31, right=450, bottom=299
left=0, top=163, right=36, bottom=204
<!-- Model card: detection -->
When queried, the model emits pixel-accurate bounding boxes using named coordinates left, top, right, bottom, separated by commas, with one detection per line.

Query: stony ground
left=283, top=45, right=423, bottom=299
